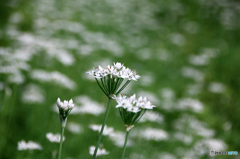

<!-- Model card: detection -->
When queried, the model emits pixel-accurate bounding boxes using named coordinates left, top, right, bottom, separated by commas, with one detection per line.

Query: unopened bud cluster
left=56, top=98, right=74, bottom=127
left=57, top=98, right=74, bottom=111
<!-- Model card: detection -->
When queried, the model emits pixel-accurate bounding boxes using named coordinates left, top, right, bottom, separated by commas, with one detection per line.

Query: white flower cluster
left=46, top=132, right=65, bottom=143
left=86, top=62, right=140, bottom=81
left=113, top=94, right=155, bottom=113
left=57, top=98, right=74, bottom=111
left=17, top=140, right=42, bottom=151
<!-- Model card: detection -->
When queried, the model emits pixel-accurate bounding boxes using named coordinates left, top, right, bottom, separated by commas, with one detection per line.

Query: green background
left=0, top=0, right=240, bottom=158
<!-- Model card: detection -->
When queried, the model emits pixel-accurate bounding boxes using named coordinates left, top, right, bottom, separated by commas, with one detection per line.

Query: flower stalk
left=92, top=98, right=112, bottom=159
left=121, top=129, right=131, bottom=159
left=58, top=127, right=65, bottom=159
left=56, top=98, right=74, bottom=159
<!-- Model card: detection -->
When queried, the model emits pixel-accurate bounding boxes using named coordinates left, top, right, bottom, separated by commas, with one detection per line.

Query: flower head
left=113, top=94, right=156, bottom=130
left=57, top=98, right=74, bottom=127
left=86, top=62, right=140, bottom=81
left=86, top=62, right=140, bottom=97
left=57, top=98, right=74, bottom=112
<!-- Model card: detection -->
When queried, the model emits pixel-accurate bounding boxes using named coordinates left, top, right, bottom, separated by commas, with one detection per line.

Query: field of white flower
left=0, top=0, right=240, bottom=158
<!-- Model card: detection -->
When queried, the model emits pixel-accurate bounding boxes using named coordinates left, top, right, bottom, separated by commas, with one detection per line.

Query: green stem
left=121, top=130, right=131, bottom=159
left=92, top=99, right=112, bottom=159
left=95, top=78, right=108, bottom=96
left=58, top=127, right=65, bottom=159
left=116, top=80, right=130, bottom=95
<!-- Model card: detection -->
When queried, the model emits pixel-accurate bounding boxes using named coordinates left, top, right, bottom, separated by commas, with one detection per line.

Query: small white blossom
left=17, top=140, right=42, bottom=151
left=89, top=146, right=109, bottom=156
left=46, top=133, right=65, bottom=143
left=113, top=94, right=156, bottom=113
left=86, top=62, right=140, bottom=81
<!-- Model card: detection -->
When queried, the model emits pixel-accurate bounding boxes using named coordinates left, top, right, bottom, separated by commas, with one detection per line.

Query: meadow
left=0, top=0, right=240, bottom=158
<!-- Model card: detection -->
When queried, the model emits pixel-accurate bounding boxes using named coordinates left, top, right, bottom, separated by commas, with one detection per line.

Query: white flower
left=46, top=133, right=65, bottom=143
left=89, top=124, right=114, bottom=136
left=86, top=62, right=140, bottom=81
left=57, top=98, right=74, bottom=111
left=113, top=94, right=156, bottom=113
left=114, top=62, right=123, bottom=69
left=17, top=140, right=42, bottom=151
left=89, top=146, right=109, bottom=156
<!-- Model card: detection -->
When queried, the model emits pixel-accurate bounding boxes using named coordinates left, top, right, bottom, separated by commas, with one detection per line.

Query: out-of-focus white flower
left=139, top=111, right=164, bottom=123
left=139, top=73, right=155, bottom=86
left=21, top=84, right=45, bottom=104
left=72, top=95, right=105, bottom=116
left=46, top=133, right=65, bottom=143
left=86, top=62, right=140, bottom=81
left=132, top=128, right=168, bottom=141
left=176, top=98, right=203, bottom=113
left=89, top=124, right=114, bottom=136
left=223, top=121, right=232, bottom=131
left=174, top=132, right=193, bottom=145
left=113, top=94, right=155, bottom=113
left=181, top=67, right=204, bottom=82
left=89, top=146, right=109, bottom=156
left=31, top=70, right=76, bottom=90
left=208, top=82, right=225, bottom=93
left=17, top=140, right=42, bottom=150
left=169, top=33, right=186, bottom=46
left=160, top=88, right=175, bottom=100
left=174, top=114, right=215, bottom=138
left=67, top=122, right=83, bottom=134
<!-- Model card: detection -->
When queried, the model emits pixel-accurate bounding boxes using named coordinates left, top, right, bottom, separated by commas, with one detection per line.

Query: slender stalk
left=92, top=99, right=112, bottom=159
left=101, top=78, right=109, bottom=95
left=121, top=130, right=131, bottom=159
left=116, top=80, right=130, bottom=95
left=58, top=127, right=65, bottom=159
left=95, top=78, right=108, bottom=96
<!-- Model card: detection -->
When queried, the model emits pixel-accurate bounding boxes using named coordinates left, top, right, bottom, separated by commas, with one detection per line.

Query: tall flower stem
left=58, top=127, right=65, bottom=159
left=121, top=130, right=131, bottom=159
left=92, top=99, right=112, bottom=159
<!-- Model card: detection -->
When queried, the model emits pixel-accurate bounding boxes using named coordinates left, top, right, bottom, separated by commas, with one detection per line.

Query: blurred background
left=0, top=0, right=240, bottom=158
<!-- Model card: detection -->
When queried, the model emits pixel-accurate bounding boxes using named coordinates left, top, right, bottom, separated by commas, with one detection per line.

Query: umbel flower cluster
left=112, top=94, right=156, bottom=131
left=87, top=62, right=140, bottom=81
left=86, top=62, right=140, bottom=97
